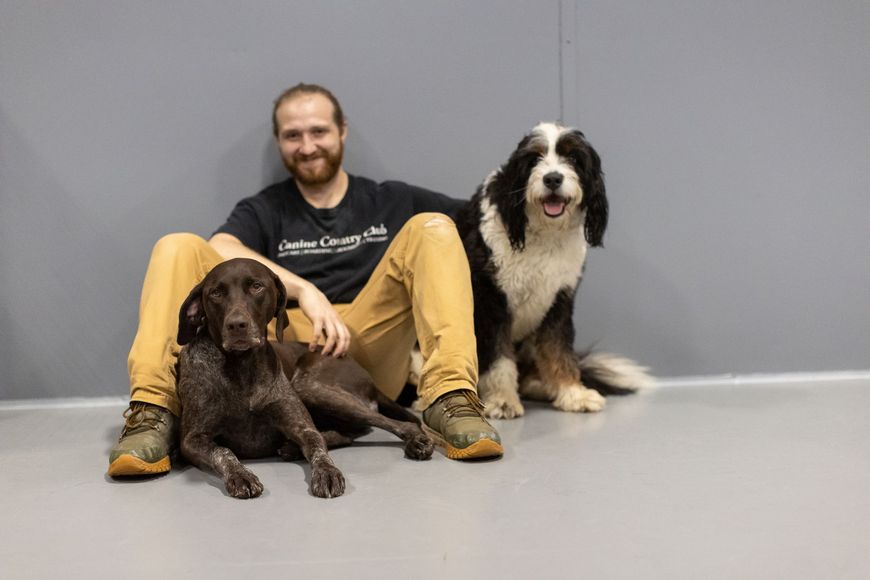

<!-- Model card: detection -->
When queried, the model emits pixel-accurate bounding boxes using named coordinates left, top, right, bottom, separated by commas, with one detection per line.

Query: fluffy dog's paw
left=553, top=385, right=606, bottom=413
left=478, top=357, right=523, bottom=419
left=404, top=433, right=434, bottom=460
left=225, top=468, right=264, bottom=499
left=483, top=393, right=525, bottom=420
left=310, top=464, right=346, bottom=499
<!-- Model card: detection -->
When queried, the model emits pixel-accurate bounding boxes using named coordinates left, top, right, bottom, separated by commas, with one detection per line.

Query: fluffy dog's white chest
left=479, top=199, right=587, bottom=342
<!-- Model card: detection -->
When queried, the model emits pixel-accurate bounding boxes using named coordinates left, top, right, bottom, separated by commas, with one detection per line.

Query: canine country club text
left=277, top=224, right=389, bottom=257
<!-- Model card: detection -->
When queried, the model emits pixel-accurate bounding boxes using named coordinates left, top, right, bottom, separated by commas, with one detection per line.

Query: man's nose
left=299, top=134, right=317, bottom=155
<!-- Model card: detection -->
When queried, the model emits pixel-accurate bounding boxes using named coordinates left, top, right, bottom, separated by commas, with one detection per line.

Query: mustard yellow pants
left=127, top=213, right=478, bottom=417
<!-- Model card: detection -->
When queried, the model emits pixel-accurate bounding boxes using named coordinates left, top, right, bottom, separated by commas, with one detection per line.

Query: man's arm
left=386, top=181, right=468, bottom=220
left=209, top=233, right=350, bottom=357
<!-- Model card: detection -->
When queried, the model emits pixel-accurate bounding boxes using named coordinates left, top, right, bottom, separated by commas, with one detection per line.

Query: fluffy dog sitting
left=455, top=122, right=653, bottom=419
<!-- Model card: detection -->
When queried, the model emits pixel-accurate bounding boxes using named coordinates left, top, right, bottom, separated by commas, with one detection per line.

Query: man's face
left=275, top=93, right=347, bottom=187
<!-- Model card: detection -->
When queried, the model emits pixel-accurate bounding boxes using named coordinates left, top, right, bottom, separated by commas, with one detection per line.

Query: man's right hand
left=296, top=282, right=351, bottom=357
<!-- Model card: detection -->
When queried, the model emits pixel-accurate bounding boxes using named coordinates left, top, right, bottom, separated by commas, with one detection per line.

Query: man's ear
left=339, top=121, right=348, bottom=144
left=271, top=270, right=289, bottom=343
left=177, top=280, right=206, bottom=345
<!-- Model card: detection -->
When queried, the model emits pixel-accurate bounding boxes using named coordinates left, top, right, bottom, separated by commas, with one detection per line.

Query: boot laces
left=442, top=391, right=486, bottom=418
left=121, top=403, right=166, bottom=436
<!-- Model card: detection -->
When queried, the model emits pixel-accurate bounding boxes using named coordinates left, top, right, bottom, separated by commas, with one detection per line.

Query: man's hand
left=297, top=282, right=351, bottom=357
left=209, top=233, right=351, bottom=357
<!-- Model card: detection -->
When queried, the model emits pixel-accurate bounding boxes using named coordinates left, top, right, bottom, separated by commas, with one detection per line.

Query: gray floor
left=1, top=379, right=869, bottom=579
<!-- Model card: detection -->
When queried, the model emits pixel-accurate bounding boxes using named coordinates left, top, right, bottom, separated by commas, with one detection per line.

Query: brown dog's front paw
left=310, top=464, right=346, bottom=499
left=404, top=433, right=434, bottom=460
left=225, top=469, right=264, bottom=499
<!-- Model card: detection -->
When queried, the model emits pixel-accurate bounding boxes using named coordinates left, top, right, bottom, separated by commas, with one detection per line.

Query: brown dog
left=176, top=258, right=432, bottom=499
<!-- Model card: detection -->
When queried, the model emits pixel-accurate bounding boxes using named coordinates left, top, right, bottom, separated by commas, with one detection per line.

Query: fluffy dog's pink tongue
left=543, top=197, right=566, bottom=217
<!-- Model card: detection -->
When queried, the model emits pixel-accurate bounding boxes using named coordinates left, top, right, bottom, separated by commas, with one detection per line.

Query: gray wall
left=1, top=1, right=867, bottom=400
left=569, top=0, right=870, bottom=376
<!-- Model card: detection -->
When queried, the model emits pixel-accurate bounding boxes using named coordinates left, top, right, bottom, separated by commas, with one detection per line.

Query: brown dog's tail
left=575, top=351, right=656, bottom=395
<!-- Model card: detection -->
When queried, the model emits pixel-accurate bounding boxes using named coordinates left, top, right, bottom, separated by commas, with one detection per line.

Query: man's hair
left=272, top=83, right=345, bottom=137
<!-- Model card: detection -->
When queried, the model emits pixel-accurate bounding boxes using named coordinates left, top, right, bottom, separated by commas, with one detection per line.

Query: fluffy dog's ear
left=270, top=270, right=289, bottom=343
left=578, top=138, right=609, bottom=247
left=177, top=279, right=206, bottom=345
left=491, top=134, right=538, bottom=250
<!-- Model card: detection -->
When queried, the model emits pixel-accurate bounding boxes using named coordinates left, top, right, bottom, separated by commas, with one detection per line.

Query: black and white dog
left=454, top=122, right=653, bottom=419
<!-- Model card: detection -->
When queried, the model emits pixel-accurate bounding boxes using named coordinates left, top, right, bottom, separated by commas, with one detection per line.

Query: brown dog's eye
left=251, top=281, right=265, bottom=292
left=209, top=288, right=223, bottom=299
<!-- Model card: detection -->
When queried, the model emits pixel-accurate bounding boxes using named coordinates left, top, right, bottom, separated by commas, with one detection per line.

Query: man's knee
left=408, top=212, right=455, bottom=227
left=403, top=213, right=458, bottom=240
left=150, top=232, right=210, bottom=263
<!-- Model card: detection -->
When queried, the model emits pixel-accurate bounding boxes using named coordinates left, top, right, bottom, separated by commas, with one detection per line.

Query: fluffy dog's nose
left=543, top=172, right=563, bottom=191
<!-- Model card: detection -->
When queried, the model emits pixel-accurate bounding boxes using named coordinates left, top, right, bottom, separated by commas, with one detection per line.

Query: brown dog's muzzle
left=221, top=304, right=265, bottom=352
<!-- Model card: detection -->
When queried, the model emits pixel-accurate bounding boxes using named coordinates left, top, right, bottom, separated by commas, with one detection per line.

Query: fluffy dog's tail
left=575, top=351, right=656, bottom=395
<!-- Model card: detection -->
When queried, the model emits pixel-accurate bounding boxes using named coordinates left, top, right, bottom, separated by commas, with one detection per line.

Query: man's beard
left=283, top=143, right=344, bottom=187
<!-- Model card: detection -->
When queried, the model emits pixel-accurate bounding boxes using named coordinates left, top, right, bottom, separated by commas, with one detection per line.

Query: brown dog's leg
left=294, top=378, right=434, bottom=460
left=277, top=430, right=360, bottom=461
left=181, top=432, right=264, bottom=499
left=375, top=392, right=424, bottom=426
left=286, top=427, right=346, bottom=499
left=264, top=394, right=346, bottom=499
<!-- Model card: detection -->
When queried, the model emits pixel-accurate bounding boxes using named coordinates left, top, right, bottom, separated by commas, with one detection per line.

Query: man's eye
left=283, top=132, right=300, bottom=140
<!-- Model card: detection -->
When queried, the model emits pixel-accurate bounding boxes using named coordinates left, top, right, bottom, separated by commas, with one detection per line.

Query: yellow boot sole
left=107, top=454, right=171, bottom=477
left=423, top=425, right=504, bottom=460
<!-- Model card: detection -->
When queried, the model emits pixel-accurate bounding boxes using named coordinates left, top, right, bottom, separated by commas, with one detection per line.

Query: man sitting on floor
left=108, top=82, right=503, bottom=476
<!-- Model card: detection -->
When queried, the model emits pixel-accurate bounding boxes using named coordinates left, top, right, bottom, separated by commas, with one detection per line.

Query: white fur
left=477, top=356, right=524, bottom=419
left=478, top=123, right=590, bottom=343
left=510, top=353, right=656, bottom=412
left=553, top=385, right=606, bottom=413
left=580, top=352, right=657, bottom=390
left=479, top=197, right=587, bottom=342
left=407, top=349, right=424, bottom=387
left=525, top=123, right=583, bottom=218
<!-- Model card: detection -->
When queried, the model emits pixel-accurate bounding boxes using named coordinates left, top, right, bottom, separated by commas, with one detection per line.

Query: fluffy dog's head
left=486, top=123, right=608, bottom=250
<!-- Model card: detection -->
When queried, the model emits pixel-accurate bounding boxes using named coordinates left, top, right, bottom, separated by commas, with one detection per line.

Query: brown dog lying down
left=176, top=258, right=433, bottom=499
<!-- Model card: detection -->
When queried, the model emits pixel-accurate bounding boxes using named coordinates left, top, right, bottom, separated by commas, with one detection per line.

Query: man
left=108, top=83, right=503, bottom=476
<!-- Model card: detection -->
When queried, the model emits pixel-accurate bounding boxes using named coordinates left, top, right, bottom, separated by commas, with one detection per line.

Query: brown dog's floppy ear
left=271, top=270, right=289, bottom=343
left=177, top=279, right=206, bottom=345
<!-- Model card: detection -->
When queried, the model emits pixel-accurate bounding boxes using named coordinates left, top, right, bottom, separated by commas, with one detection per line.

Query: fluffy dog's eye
left=209, top=288, right=223, bottom=299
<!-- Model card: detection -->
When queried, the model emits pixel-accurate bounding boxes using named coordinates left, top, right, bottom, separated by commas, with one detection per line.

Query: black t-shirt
left=213, top=175, right=464, bottom=303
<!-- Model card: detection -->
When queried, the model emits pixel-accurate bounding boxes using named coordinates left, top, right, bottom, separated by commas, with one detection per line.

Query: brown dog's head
left=177, top=258, right=289, bottom=352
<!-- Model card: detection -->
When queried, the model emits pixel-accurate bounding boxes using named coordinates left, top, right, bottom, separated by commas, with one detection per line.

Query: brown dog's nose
left=224, top=313, right=250, bottom=334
